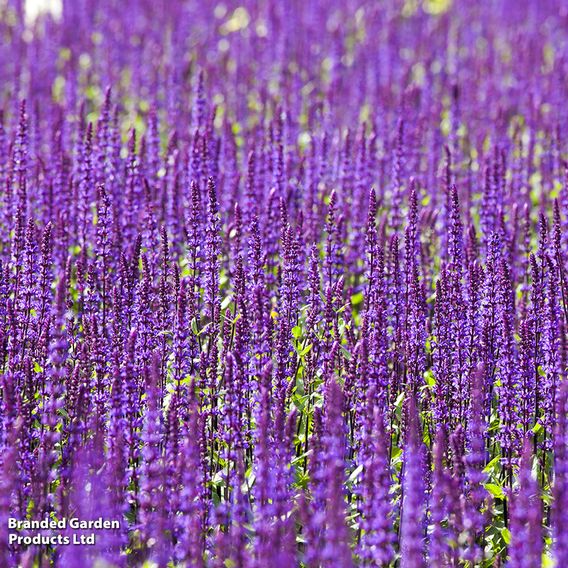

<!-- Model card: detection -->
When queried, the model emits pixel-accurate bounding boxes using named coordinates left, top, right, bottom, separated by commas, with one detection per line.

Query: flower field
left=1, top=0, right=567, bottom=566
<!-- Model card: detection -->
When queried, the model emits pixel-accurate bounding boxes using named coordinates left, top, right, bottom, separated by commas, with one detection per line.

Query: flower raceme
left=0, top=0, right=567, bottom=566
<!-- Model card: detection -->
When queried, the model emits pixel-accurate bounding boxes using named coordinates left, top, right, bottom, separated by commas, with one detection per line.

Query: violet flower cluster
left=0, top=0, right=567, bottom=566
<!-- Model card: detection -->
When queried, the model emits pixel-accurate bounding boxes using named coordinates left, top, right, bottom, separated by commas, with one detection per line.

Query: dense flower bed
left=1, top=0, right=568, bottom=566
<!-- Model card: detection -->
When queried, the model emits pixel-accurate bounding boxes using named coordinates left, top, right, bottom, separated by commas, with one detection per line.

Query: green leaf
left=340, top=346, right=352, bottom=360
left=394, top=392, right=405, bottom=409
left=391, top=447, right=402, bottom=461
left=221, top=295, right=232, bottom=311
left=423, top=370, right=435, bottom=388
left=351, top=291, right=364, bottom=306
left=347, top=464, right=363, bottom=484
left=485, top=483, right=505, bottom=499
left=291, top=450, right=312, bottom=465
left=501, top=527, right=511, bottom=545
left=299, top=343, right=313, bottom=357
left=190, top=318, right=199, bottom=335
left=292, top=393, right=308, bottom=412
left=483, top=456, right=501, bottom=474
